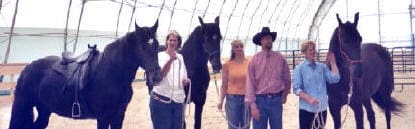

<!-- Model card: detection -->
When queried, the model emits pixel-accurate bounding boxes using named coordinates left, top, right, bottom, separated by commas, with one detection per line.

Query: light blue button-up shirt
left=292, top=59, right=340, bottom=112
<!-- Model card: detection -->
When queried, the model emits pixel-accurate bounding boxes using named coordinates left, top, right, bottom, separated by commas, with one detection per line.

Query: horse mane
left=329, top=27, right=343, bottom=63
left=103, top=32, right=135, bottom=54
left=181, top=26, right=204, bottom=55
left=329, top=27, right=339, bottom=52
left=99, top=31, right=140, bottom=75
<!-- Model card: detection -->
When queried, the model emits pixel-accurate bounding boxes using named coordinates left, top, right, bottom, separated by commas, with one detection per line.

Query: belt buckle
left=267, top=93, right=273, bottom=98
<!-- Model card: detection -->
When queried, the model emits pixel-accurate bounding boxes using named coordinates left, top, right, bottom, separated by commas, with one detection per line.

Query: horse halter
left=337, top=26, right=362, bottom=105
left=206, top=49, right=220, bottom=57
left=203, top=43, right=220, bottom=57
left=337, top=27, right=362, bottom=65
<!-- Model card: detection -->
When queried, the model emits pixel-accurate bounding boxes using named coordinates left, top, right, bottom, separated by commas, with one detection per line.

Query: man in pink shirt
left=245, top=27, right=291, bottom=129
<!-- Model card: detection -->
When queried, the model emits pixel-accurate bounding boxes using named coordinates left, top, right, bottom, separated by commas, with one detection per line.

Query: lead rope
left=311, top=103, right=326, bottom=129
left=337, top=26, right=361, bottom=129
left=213, top=76, right=250, bottom=129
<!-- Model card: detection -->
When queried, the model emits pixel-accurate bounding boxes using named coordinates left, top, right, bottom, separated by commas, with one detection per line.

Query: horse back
left=360, top=43, right=394, bottom=97
left=15, top=56, right=60, bottom=93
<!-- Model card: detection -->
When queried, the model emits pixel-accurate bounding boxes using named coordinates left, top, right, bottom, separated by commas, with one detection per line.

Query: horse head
left=198, top=16, right=223, bottom=73
left=334, top=12, right=362, bottom=62
left=330, top=12, right=363, bottom=80
left=134, top=20, right=162, bottom=86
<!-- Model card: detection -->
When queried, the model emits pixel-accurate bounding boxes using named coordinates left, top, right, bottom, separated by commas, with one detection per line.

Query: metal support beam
left=307, top=0, right=336, bottom=42
left=377, top=0, right=382, bottom=44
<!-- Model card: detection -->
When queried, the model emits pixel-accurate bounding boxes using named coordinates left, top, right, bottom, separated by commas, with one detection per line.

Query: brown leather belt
left=256, top=92, right=282, bottom=97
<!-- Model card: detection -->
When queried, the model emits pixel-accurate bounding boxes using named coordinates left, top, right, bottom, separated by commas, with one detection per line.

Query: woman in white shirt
left=150, top=30, right=189, bottom=129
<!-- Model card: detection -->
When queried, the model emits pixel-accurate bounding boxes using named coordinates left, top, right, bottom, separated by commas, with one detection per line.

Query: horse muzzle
left=146, top=68, right=162, bottom=86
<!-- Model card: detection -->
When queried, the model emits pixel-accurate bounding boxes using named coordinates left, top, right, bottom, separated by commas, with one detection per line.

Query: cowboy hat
left=252, top=27, right=277, bottom=45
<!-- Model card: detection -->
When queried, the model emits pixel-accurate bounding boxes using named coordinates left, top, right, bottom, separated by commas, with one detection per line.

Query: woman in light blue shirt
left=292, top=40, right=340, bottom=129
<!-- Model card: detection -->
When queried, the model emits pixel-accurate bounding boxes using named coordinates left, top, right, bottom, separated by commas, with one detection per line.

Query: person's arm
left=244, top=59, right=260, bottom=120
left=293, top=64, right=319, bottom=105
left=298, top=91, right=319, bottom=105
left=328, top=52, right=339, bottom=74
left=217, top=63, right=229, bottom=111
left=245, top=60, right=256, bottom=108
left=325, top=52, right=340, bottom=84
left=281, top=58, right=291, bottom=104
left=292, top=65, right=303, bottom=96
left=161, top=52, right=177, bottom=77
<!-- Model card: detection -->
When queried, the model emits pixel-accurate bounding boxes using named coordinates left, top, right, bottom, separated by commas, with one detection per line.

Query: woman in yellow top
left=217, top=40, right=250, bottom=129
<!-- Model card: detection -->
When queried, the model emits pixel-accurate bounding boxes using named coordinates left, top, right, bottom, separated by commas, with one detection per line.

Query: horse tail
left=9, top=64, right=35, bottom=129
left=371, top=45, right=403, bottom=113
left=372, top=91, right=403, bottom=113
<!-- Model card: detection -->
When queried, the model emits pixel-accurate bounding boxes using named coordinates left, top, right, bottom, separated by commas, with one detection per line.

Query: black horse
left=182, top=16, right=222, bottom=129
left=8, top=21, right=162, bottom=129
left=327, top=12, right=402, bottom=129
left=147, top=16, right=222, bottom=129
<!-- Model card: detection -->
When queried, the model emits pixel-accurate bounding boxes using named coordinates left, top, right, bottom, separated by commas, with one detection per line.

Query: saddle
left=53, top=44, right=98, bottom=85
left=52, top=44, right=99, bottom=117
left=61, top=51, right=91, bottom=65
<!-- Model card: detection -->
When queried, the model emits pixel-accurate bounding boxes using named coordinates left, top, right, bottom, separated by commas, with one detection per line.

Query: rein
left=337, top=27, right=362, bottom=103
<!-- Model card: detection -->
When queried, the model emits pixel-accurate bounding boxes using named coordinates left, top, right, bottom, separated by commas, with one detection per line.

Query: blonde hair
left=230, top=40, right=245, bottom=60
left=300, top=40, right=316, bottom=54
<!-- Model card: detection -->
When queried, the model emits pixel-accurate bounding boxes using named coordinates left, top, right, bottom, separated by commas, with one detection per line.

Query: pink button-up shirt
left=245, top=50, right=291, bottom=105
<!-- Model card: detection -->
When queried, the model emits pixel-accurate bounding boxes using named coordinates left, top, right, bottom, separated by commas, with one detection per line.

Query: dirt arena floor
left=1, top=80, right=414, bottom=129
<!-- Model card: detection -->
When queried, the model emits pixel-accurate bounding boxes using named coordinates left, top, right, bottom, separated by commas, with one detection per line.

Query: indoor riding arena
left=1, top=0, right=415, bottom=129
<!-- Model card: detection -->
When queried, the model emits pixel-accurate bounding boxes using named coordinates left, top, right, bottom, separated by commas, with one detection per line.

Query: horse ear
left=214, top=16, right=220, bottom=25
left=354, top=12, right=359, bottom=27
left=135, top=21, right=140, bottom=31
left=152, top=19, right=159, bottom=31
left=336, top=13, right=343, bottom=25
left=198, top=16, right=205, bottom=26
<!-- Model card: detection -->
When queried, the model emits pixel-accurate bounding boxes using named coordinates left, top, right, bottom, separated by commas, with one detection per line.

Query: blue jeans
left=149, top=93, right=184, bottom=129
left=253, top=95, right=283, bottom=129
left=225, top=95, right=251, bottom=129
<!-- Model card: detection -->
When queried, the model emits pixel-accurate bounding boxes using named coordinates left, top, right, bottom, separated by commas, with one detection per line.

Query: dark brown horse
left=8, top=21, right=162, bottom=129
left=180, top=16, right=222, bottom=129
left=327, top=12, right=403, bottom=129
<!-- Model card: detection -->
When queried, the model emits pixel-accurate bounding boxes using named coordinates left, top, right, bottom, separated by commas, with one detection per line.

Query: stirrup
left=72, top=102, right=81, bottom=118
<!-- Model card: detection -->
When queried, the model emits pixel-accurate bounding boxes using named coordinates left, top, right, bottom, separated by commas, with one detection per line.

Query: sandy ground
left=1, top=80, right=414, bottom=129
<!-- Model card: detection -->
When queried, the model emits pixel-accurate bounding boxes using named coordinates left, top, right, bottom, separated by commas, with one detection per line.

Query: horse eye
left=212, top=35, right=217, bottom=40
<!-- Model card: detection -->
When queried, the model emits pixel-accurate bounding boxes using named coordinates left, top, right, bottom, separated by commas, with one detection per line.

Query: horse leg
left=194, top=102, right=205, bottom=129
left=97, top=117, right=110, bottom=129
left=193, top=93, right=207, bottom=129
left=363, top=100, right=376, bottom=129
left=109, top=113, right=125, bottom=129
left=8, top=93, right=35, bottom=129
left=350, top=102, right=365, bottom=129
left=328, top=101, right=343, bottom=129
left=385, top=106, right=392, bottom=129
left=34, top=105, right=52, bottom=129
left=372, top=83, right=394, bottom=129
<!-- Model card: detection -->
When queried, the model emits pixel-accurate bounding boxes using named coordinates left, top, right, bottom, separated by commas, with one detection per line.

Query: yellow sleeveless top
left=223, top=58, right=249, bottom=95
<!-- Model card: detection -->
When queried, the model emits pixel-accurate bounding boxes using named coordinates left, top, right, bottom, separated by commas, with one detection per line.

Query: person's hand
left=307, top=97, right=320, bottom=105
left=182, top=79, right=189, bottom=86
left=217, top=103, right=223, bottom=111
left=251, top=105, right=260, bottom=121
left=327, top=52, right=336, bottom=65
left=282, top=92, right=289, bottom=104
left=169, top=52, right=177, bottom=61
